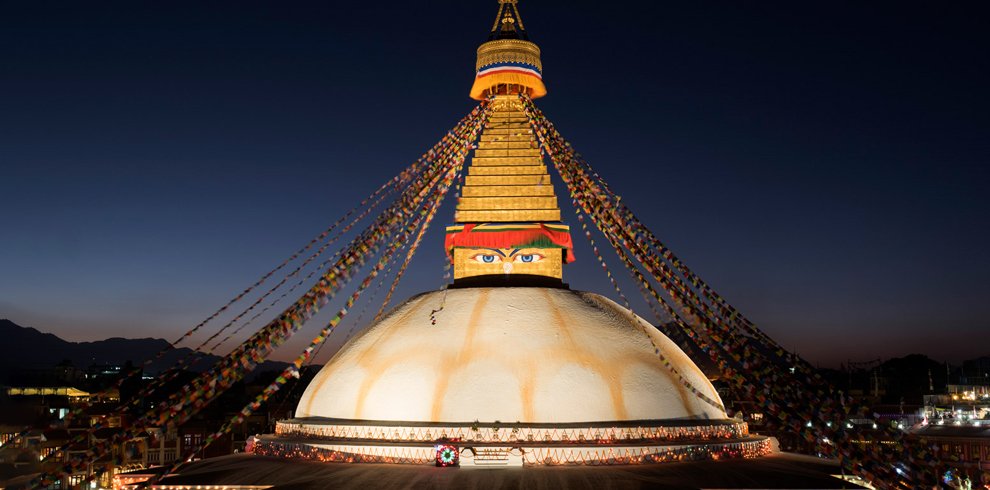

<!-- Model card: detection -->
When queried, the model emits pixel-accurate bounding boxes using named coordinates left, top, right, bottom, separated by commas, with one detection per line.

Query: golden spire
left=447, top=2, right=569, bottom=285
left=455, top=99, right=559, bottom=224
left=446, top=97, right=571, bottom=282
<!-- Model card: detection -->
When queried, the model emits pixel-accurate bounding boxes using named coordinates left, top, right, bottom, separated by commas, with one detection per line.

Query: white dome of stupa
left=296, top=287, right=725, bottom=423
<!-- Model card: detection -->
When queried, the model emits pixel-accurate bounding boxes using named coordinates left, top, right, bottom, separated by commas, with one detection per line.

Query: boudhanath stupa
left=108, top=2, right=872, bottom=488
left=252, top=0, right=769, bottom=468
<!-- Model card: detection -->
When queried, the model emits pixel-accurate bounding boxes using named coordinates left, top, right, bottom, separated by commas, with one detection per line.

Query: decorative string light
left=251, top=438, right=771, bottom=467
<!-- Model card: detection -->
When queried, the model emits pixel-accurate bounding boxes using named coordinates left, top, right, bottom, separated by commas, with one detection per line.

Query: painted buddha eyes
left=470, top=253, right=545, bottom=264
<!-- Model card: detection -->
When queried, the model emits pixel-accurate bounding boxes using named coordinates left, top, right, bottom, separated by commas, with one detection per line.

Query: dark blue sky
left=1, top=1, right=987, bottom=367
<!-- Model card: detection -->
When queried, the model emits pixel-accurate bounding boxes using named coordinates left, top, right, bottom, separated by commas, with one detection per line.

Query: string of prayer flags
left=519, top=94, right=942, bottom=489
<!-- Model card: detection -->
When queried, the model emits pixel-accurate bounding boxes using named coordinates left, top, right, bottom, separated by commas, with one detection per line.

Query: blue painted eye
left=471, top=254, right=501, bottom=263
left=514, top=254, right=544, bottom=263
left=519, top=255, right=535, bottom=263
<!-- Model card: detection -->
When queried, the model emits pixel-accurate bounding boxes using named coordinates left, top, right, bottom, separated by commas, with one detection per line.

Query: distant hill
left=0, top=319, right=290, bottom=381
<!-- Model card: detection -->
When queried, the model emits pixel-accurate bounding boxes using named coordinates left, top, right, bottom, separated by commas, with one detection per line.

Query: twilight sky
left=1, top=1, right=987, bottom=367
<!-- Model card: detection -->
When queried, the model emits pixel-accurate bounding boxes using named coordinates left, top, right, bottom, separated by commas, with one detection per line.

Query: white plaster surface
left=296, top=287, right=725, bottom=423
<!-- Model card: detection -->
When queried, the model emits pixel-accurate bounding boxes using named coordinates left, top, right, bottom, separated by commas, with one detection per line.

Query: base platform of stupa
left=257, top=417, right=770, bottom=466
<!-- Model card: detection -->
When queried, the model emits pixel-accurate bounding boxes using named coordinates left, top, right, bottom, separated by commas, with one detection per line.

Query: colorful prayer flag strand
left=29, top=102, right=490, bottom=488
left=520, top=94, right=949, bottom=489
left=1, top=158, right=411, bottom=457
left=22, top=105, right=488, bottom=463
left=143, top=102, right=492, bottom=486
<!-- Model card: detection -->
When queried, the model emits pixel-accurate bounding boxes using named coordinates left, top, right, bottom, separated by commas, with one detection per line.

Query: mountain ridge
left=0, top=318, right=290, bottom=382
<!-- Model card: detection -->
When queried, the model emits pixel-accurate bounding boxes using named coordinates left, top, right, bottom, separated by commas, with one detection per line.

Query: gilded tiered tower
left=445, top=0, right=573, bottom=284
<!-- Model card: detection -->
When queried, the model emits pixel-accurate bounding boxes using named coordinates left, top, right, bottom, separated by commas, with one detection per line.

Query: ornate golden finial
left=501, top=13, right=516, bottom=33
left=470, top=0, right=546, bottom=100
left=490, top=0, right=527, bottom=40
left=501, top=0, right=525, bottom=32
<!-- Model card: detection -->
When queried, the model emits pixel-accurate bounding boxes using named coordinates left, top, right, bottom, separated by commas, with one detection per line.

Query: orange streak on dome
left=541, top=289, right=628, bottom=420
left=430, top=289, right=490, bottom=420
left=297, top=292, right=423, bottom=420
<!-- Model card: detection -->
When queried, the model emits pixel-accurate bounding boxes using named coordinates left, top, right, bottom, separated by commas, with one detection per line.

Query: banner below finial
left=471, top=0, right=545, bottom=100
